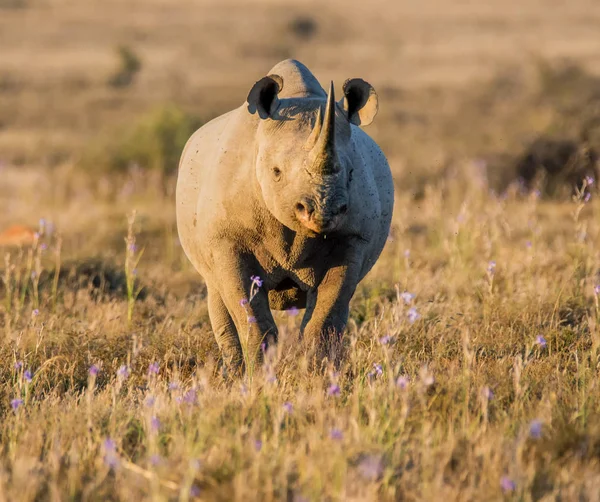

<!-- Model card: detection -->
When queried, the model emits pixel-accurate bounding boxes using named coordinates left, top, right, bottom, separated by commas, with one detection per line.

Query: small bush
left=108, top=45, right=142, bottom=88
left=515, top=137, right=598, bottom=197
left=289, top=16, right=318, bottom=41
left=0, top=0, right=27, bottom=8
left=80, top=105, right=206, bottom=175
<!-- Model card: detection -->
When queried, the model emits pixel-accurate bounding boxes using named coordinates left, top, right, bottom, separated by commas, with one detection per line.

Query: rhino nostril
left=295, top=200, right=314, bottom=220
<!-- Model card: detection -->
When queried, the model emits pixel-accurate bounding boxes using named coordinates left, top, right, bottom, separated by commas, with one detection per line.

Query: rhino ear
left=338, top=78, right=378, bottom=126
left=247, top=74, right=283, bottom=119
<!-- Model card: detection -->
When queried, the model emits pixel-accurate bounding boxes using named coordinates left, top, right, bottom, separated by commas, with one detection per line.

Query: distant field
left=2, top=0, right=600, bottom=169
left=2, top=0, right=600, bottom=500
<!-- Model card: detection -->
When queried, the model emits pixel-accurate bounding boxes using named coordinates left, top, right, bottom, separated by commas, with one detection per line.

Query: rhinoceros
left=176, top=59, right=393, bottom=371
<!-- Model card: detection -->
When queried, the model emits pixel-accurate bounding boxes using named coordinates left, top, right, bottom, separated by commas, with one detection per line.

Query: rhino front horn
left=309, top=81, right=339, bottom=175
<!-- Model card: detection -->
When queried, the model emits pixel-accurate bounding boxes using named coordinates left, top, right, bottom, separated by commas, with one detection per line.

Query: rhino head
left=247, top=73, right=378, bottom=236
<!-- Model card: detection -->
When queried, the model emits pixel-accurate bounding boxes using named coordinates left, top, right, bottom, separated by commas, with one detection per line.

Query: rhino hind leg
left=207, top=286, right=243, bottom=373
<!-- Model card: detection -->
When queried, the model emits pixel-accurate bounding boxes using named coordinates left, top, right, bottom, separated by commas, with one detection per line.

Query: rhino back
left=348, top=126, right=394, bottom=278
left=266, top=59, right=325, bottom=98
left=176, top=107, right=259, bottom=272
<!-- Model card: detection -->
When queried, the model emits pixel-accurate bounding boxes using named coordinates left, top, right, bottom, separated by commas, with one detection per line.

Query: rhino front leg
left=301, top=261, right=361, bottom=362
left=207, top=286, right=243, bottom=374
left=212, top=250, right=278, bottom=371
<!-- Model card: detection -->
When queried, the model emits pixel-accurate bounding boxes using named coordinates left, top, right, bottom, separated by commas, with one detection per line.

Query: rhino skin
left=176, top=59, right=394, bottom=371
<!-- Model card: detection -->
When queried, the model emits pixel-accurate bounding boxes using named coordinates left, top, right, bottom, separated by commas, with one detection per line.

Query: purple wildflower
left=183, top=389, right=197, bottom=405
left=283, top=402, right=293, bottom=413
left=400, top=291, right=414, bottom=305
left=419, top=366, right=434, bottom=387
left=14, top=361, right=23, bottom=370
left=327, top=384, right=341, bottom=397
left=32, top=309, right=39, bottom=317
left=145, top=395, right=156, bottom=407
left=487, top=261, right=496, bottom=274
left=525, top=240, right=532, bottom=248
left=287, top=306, right=299, bottom=316
left=585, top=192, right=592, bottom=203
left=254, top=439, right=263, bottom=452
left=529, top=419, right=543, bottom=439
left=500, top=476, right=516, bottom=493
left=24, top=369, right=32, bottom=382
left=266, top=368, right=277, bottom=384
left=40, top=243, right=48, bottom=251
left=396, top=375, right=409, bottom=390
left=481, top=386, right=494, bottom=400
left=128, top=243, right=137, bottom=253
left=250, top=275, right=263, bottom=288
left=168, top=381, right=179, bottom=391
left=190, top=485, right=201, bottom=498
left=404, top=249, right=410, bottom=258
left=585, top=175, right=595, bottom=186
left=330, top=428, right=344, bottom=441
left=357, top=455, right=384, bottom=481
left=379, top=334, right=393, bottom=345
left=89, top=365, right=99, bottom=377
left=150, top=454, right=162, bottom=466
left=407, top=307, right=420, bottom=324
left=240, top=298, right=249, bottom=307
left=148, top=362, right=160, bottom=375
left=247, top=316, right=257, bottom=323
left=150, top=416, right=161, bottom=432
left=104, top=438, right=116, bottom=452
left=372, top=363, right=383, bottom=377
left=103, top=438, right=119, bottom=468
left=535, top=335, right=547, bottom=349
left=117, top=365, right=130, bottom=379
left=11, top=398, right=23, bottom=411
left=595, top=285, right=600, bottom=296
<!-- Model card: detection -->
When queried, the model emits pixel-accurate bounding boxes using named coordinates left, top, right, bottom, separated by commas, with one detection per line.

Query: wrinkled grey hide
left=176, top=59, right=393, bottom=371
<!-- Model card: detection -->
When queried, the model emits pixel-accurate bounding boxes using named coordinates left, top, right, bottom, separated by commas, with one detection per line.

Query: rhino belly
left=268, top=278, right=307, bottom=311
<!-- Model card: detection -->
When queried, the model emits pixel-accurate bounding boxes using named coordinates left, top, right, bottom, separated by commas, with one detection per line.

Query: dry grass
left=2, top=169, right=600, bottom=501
left=2, top=0, right=600, bottom=500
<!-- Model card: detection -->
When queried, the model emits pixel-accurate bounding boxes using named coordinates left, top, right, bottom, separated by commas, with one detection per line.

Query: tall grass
left=1, top=167, right=600, bottom=500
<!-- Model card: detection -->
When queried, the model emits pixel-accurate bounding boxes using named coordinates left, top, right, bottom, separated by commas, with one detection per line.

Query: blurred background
left=3, top=3, right=600, bottom=498
left=1, top=0, right=600, bottom=282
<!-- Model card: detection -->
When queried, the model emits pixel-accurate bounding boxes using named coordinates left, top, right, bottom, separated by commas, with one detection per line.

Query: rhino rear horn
left=247, top=74, right=283, bottom=119
left=338, top=78, right=378, bottom=126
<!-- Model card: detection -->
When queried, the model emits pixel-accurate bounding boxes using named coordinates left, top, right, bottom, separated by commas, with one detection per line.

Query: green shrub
left=81, top=105, right=207, bottom=175
left=107, top=45, right=142, bottom=88
left=0, top=0, right=27, bottom=8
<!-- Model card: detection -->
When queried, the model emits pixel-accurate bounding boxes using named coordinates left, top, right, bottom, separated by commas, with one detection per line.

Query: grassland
left=2, top=0, right=600, bottom=500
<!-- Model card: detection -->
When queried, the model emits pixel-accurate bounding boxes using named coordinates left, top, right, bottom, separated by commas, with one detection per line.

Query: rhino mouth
left=295, top=204, right=345, bottom=235
left=302, top=218, right=340, bottom=235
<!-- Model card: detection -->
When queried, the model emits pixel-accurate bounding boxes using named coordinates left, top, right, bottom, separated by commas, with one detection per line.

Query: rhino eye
left=272, top=166, right=282, bottom=181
